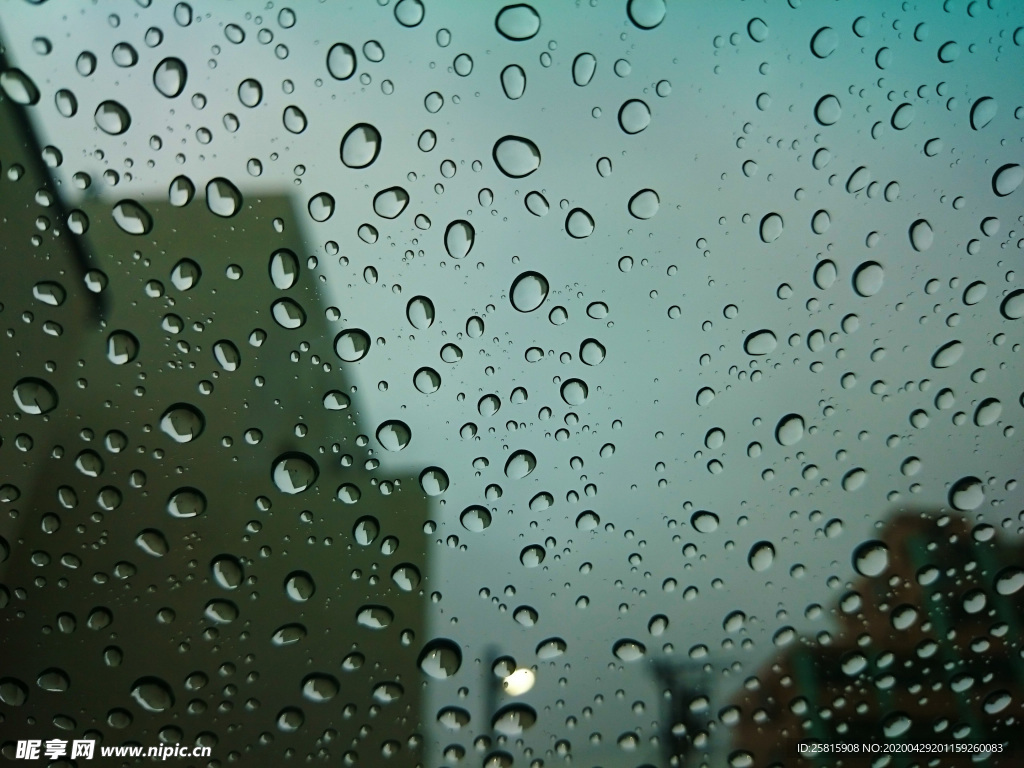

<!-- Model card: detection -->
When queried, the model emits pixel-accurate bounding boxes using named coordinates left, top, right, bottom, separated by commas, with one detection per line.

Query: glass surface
left=1, top=2, right=1022, bottom=766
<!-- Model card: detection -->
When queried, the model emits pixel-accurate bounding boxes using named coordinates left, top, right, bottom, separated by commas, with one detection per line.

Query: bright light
left=501, top=668, right=535, bottom=696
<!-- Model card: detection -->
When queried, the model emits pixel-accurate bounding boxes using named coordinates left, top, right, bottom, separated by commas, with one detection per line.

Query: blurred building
left=728, top=509, right=1024, bottom=767
left=0, top=90, right=431, bottom=766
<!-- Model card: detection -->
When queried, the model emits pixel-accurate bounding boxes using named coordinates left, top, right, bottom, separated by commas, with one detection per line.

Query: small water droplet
left=153, top=57, right=187, bottom=97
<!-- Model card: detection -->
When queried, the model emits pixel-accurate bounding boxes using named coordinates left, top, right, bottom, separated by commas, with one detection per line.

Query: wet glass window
left=1, top=2, right=1023, bottom=766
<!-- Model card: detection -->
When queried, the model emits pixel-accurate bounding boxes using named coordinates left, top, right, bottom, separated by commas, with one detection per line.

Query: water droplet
left=112, top=200, right=153, bottom=235
left=759, top=212, right=783, bottom=243
left=394, top=0, right=425, bottom=27
left=0, top=69, right=40, bottom=105
left=356, top=605, right=393, bottom=629
left=170, top=258, right=201, bottom=292
left=276, top=707, right=304, bottom=732
left=691, top=510, right=719, bottom=533
left=94, top=100, right=131, bottom=134
left=810, top=27, right=838, bottom=58
left=495, top=4, right=540, bottom=41
left=168, top=175, right=195, bottom=207
left=211, top=555, right=243, bottom=589
left=510, top=271, right=549, bottom=312
left=841, top=467, right=866, bottom=491
left=931, top=340, right=964, bottom=368
left=560, top=378, right=588, bottom=405
left=613, top=639, right=646, bottom=661
left=747, top=17, right=769, bottom=42
left=575, top=510, right=600, bottom=531
left=520, top=544, right=546, bottom=567
left=272, top=452, right=319, bottom=494
left=302, top=674, right=339, bottom=703
left=419, top=639, right=462, bottom=679
left=524, top=191, right=549, bottom=217
left=153, top=57, right=186, bottom=97
left=130, top=677, right=174, bottom=712
left=76, top=51, right=97, bottom=76
left=55, top=89, right=78, bottom=117
left=775, top=413, right=804, bottom=446
left=908, top=218, right=933, bottom=251
left=627, top=189, right=659, bottom=219
left=627, top=0, right=666, bottom=30
left=565, top=208, right=595, bottom=238
left=414, top=366, right=442, bottom=393
left=341, top=123, right=382, bottom=168
left=376, top=420, right=411, bottom=451
left=696, top=387, right=715, bottom=406
left=406, top=296, right=435, bottom=329
left=743, top=330, right=777, bottom=356
left=1000, top=289, right=1024, bottom=319
left=440, top=343, right=463, bottom=363
left=106, top=331, right=139, bottom=365
left=444, top=220, right=475, bottom=258
left=283, top=105, right=307, bottom=133
left=974, top=398, right=1001, bottom=426
left=995, top=566, right=1024, bottom=596
left=969, top=96, right=997, bottom=130
left=460, top=505, right=492, bottom=532
left=580, top=338, right=606, bottom=365
left=814, top=94, right=841, bottom=126
left=937, top=40, right=960, bottom=62
left=890, top=102, right=914, bottom=130
left=334, top=329, right=370, bottom=361
left=284, top=571, right=315, bottom=601
left=505, top=449, right=537, bottom=479
left=419, top=466, right=449, bottom=496
left=852, top=261, right=884, bottom=297
left=572, top=52, right=597, bottom=86
left=748, top=541, right=774, bottom=571
left=206, top=178, right=242, bottom=217
left=478, top=394, right=501, bottom=417
left=372, top=186, right=409, bottom=218
left=271, top=298, right=306, bottom=329
left=813, top=260, right=837, bottom=290
left=135, top=529, right=169, bottom=557
left=167, top=487, right=205, bottom=518
left=268, top=249, right=299, bottom=290
left=811, top=209, right=831, bottom=235
left=992, top=163, right=1022, bottom=197
left=963, top=281, right=987, bottom=305
left=493, top=703, right=537, bottom=734
left=618, top=99, right=651, bottom=134
left=307, top=192, right=334, bottom=222
left=493, top=136, right=540, bottom=178
left=949, top=476, right=984, bottom=510
left=500, top=64, right=526, bottom=99
left=852, top=540, right=889, bottom=577
left=353, top=516, right=379, bottom=546
left=160, top=403, right=205, bottom=443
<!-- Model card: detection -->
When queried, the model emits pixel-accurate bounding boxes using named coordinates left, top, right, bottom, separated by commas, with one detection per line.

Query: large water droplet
left=419, top=466, right=449, bottom=496
left=167, top=487, right=205, bottom=518
left=269, top=248, right=299, bottom=290
left=691, top=510, right=719, bottom=533
left=852, top=540, right=889, bottom=577
left=460, top=505, right=492, bottom=532
left=1000, top=289, right=1024, bottom=319
left=572, top=53, right=597, bottom=86
left=394, top=0, right=425, bottom=27
left=372, top=186, right=409, bottom=219
left=112, top=200, right=153, bottom=235
left=560, top=378, right=588, bottom=405
left=495, top=4, right=540, bottom=40
left=969, top=96, right=997, bottom=130
left=272, top=452, right=319, bottom=494
left=580, top=338, right=606, bottom=365
left=302, top=674, right=339, bottom=703
left=992, top=163, right=1022, bottom=197
left=107, top=331, right=140, bottom=365
left=627, top=189, right=659, bottom=219
left=444, top=220, right=475, bottom=259
left=852, top=261, right=884, bottom=297
left=418, top=639, right=462, bottom=679
left=813, top=260, right=837, bottom=290
left=168, top=175, right=195, bottom=207
left=743, top=329, right=777, bottom=356
left=565, top=208, right=594, bottom=238
left=525, top=191, right=549, bottom=216
left=775, top=413, right=804, bottom=446
left=334, top=329, right=370, bottom=361
left=327, top=43, right=356, bottom=80
left=891, top=102, right=914, bottom=130
left=341, top=123, right=382, bottom=168
left=974, top=398, right=1001, bottom=427
left=130, top=678, right=174, bottom=712
left=271, top=298, right=306, bottom=329
left=618, top=99, right=651, bottom=134
left=307, top=192, right=334, bottom=223
left=500, top=64, right=526, bottom=100
left=13, top=377, right=58, bottom=415
left=160, top=403, right=205, bottom=443
left=520, top=544, right=546, bottom=567
left=814, top=94, right=841, bottom=126
left=748, top=541, right=775, bottom=571
left=283, top=105, right=307, bottom=133
left=810, top=27, right=838, bottom=58
left=626, top=0, right=666, bottom=30
left=931, top=340, right=964, bottom=368
left=376, top=420, right=411, bottom=451
left=510, top=271, right=549, bottom=312
left=937, top=40, right=960, bottom=62
left=206, top=178, right=242, bottom=217
left=356, top=605, right=393, bottom=629
left=153, top=57, right=187, bottom=97
left=94, top=100, right=131, bottom=134
left=353, top=516, right=379, bottom=546
left=407, top=295, right=435, bottom=328
left=759, top=213, right=783, bottom=243
left=493, top=136, right=541, bottom=178
left=841, top=467, right=867, bottom=491
left=747, top=17, right=769, bottom=42
left=995, top=566, right=1024, bottom=596
left=493, top=703, right=537, bottom=734
left=613, top=639, right=646, bottom=661
left=909, top=218, right=933, bottom=251
left=284, top=571, right=315, bottom=601
left=505, top=449, right=537, bottom=479
left=414, top=366, right=441, bottom=393
left=949, top=476, right=984, bottom=510
left=135, top=529, right=169, bottom=557
left=0, top=68, right=40, bottom=105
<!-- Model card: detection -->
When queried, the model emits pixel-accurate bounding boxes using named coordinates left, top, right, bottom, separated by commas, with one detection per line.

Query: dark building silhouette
left=728, top=509, right=1024, bottom=767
